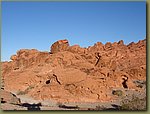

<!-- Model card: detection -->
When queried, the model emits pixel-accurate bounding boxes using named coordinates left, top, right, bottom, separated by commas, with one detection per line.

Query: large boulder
left=50, top=39, right=69, bottom=53
left=68, top=45, right=86, bottom=54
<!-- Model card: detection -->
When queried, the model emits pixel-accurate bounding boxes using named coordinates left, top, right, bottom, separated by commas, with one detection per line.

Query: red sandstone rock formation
left=1, top=89, right=21, bottom=104
left=50, top=39, right=69, bottom=53
left=1, top=39, right=146, bottom=103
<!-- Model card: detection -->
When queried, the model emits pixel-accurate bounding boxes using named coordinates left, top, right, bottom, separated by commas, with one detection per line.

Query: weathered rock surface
left=51, top=39, right=69, bottom=53
left=1, top=39, right=146, bottom=106
left=1, top=89, right=21, bottom=104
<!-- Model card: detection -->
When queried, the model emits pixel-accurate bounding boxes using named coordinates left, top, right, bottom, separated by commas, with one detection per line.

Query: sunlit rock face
left=50, top=39, right=69, bottom=54
left=1, top=39, right=146, bottom=103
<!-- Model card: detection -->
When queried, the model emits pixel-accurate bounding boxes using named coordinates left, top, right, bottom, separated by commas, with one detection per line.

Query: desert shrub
left=112, top=90, right=123, bottom=96
left=120, top=95, right=146, bottom=110
left=94, top=105, right=106, bottom=110
left=17, top=86, right=34, bottom=95
left=133, top=80, right=146, bottom=89
left=17, top=91, right=27, bottom=95
left=26, top=86, right=34, bottom=90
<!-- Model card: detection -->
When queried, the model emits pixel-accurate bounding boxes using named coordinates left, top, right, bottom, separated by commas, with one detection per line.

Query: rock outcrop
left=1, top=89, right=21, bottom=104
left=50, top=39, right=69, bottom=53
left=1, top=39, right=146, bottom=104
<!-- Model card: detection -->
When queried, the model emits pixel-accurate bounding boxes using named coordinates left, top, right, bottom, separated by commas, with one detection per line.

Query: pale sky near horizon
left=2, top=1, right=146, bottom=61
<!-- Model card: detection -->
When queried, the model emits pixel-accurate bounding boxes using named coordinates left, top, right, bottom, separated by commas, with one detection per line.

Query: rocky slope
left=1, top=39, right=146, bottom=110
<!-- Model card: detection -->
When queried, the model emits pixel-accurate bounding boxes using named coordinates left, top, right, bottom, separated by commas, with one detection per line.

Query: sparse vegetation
left=112, top=90, right=123, bottom=96
left=133, top=80, right=146, bottom=88
left=120, top=94, right=146, bottom=110
left=17, top=86, right=34, bottom=95
left=94, top=105, right=106, bottom=110
left=2, top=39, right=146, bottom=110
left=17, top=91, right=27, bottom=95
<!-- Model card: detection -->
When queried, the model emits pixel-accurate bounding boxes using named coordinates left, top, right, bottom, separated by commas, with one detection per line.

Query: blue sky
left=2, top=1, right=146, bottom=61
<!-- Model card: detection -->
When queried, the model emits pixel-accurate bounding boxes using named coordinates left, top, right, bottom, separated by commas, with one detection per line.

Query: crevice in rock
left=107, top=73, right=109, bottom=77
left=122, top=75, right=128, bottom=88
left=58, top=104, right=79, bottom=109
left=14, top=67, right=19, bottom=70
left=95, top=52, right=101, bottom=66
left=53, top=74, right=61, bottom=85
left=97, top=94, right=100, bottom=99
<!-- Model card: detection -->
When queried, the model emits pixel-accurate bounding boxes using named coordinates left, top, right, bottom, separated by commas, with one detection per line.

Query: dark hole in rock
left=12, top=93, right=16, bottom=97
left=1, top=100, right=6, bottom=103
left=46, top=80, right=51, bottom=84
left=100, top=78, right=104, bottom=80
left=36, top=75, right=41, bottom=77
left=1, top=98, right=6, bottom=103
left=122, top=78, right=128, bottom=88
left=107, top=73, right=109, bottom=77
left=14, top=67, right=19, bottom=70
left=112, top=90, right=123, bottom=96
left=49, top=52, right=53, bottom=54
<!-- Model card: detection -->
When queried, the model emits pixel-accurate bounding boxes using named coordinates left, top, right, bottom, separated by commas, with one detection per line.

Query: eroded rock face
left=1, top=39, right=146, bottom=103
left=50, top=39, right=69, bottom=53
left=9, top=49, right=50, bottom=69
left=68, top=45, right=86, bottom=54
left=1, top=89, right=21, bottom=104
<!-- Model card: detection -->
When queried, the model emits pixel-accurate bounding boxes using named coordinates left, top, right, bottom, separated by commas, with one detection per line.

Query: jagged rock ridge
left=1, top=39, right=146, bottom=103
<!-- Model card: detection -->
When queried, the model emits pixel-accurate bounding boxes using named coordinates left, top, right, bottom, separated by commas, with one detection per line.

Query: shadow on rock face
left=1, top=98, right=6, bottom=103
left=21, top=103, right=41, bottom=111
left=111, top=104, right=121, bottom=110
left=58, top=104, right=79, bottom=109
